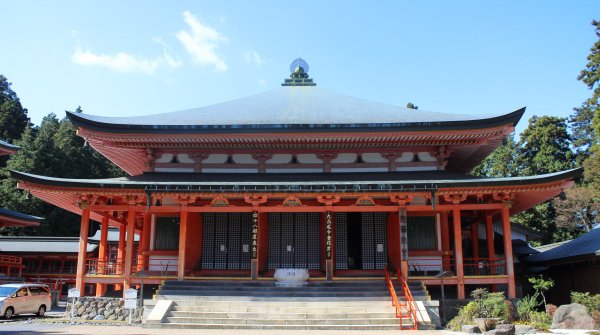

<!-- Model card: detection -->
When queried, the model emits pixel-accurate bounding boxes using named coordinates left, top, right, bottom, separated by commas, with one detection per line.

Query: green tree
left=528, top=275, right=554, bottom=311
left=0, top=110, right=124, bottom=236
left=553, top=186, right=600, bottom=232
left=471, top=135, right=520, bottom=177
left=518, top=116, right=575, bottom=176
left=0, top=75, right=30, bottom=143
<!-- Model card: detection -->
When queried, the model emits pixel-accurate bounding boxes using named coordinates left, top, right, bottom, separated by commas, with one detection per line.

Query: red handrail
left=385, top=264, right=418, bottom=330
left=396, top=264, right=418, bottom=330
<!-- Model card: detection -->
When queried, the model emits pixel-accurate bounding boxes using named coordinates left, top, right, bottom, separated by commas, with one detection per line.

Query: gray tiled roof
left=0, top=236, right=97, bottom=253
left=526, top=227, right=600, bottom=263
left=0, top=139, right=19, bottom=151
left=10, top=169, right=582, bottom=191
left=67, top=86, right=524, bottom=131
left=89, top=227, right=139, bottom=242
left=0, top=208, right=43, bottom=223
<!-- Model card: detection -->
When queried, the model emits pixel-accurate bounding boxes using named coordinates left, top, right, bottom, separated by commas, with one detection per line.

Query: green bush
left=516, top=294, right=541, bottom=322
left=482, top=292, right=508, bottom=319
left=529, top=311, right=551, bottom=331
left=447, top=301, right=480, bottom=331
left=571, top=291, right=600, bottom=313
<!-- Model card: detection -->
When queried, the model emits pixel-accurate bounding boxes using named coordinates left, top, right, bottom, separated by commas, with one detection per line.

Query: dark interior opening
left=347, top=212, right=363, bottom=269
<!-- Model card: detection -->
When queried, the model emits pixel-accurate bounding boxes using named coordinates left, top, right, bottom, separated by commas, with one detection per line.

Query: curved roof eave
left=0, top=207, right=44, bottom=223
left=10, top=168, right=582, bottom=191
left=66, top=87, right=526, bottom=134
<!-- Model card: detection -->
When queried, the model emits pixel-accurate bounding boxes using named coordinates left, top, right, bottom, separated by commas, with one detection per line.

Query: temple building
left=11, top=59, right=579, bottom=300
left=0, top=139, right=43, bottom=281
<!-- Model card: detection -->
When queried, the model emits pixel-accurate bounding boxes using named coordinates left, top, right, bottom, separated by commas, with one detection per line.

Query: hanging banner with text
left=399, top=208, right=408, bottom=260
left=251, top=211, right=258, bottom=259
left=326, top=211, right=333, bottom=260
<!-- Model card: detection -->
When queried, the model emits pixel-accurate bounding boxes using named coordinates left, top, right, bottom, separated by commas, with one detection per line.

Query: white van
left=0, top=283, right=52, bottom=319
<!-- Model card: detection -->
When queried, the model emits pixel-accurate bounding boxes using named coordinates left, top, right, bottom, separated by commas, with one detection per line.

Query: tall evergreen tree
left=0, top=110, right=124, bottom=236
left=0, top=75, right=30, bottom=143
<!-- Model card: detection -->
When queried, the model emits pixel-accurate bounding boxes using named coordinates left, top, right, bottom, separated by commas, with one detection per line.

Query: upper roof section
left=66, top=59, right=525, bottom=176
left=68, top=87, right=524, bottom=134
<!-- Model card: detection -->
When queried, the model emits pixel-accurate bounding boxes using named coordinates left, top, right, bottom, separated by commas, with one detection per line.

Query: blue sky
left=0, top=1, right=598, bottom=136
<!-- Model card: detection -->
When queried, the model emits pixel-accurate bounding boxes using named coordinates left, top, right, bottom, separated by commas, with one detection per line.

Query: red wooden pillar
left=96, top=216, right=109, bottom=297
left=177, top=210, right=189, bottom=280
left=486, top=214, right=496, bottom=273
left=471, top=222, right=479, bottom=275
left=452, top=206, right=465, bottom=299
left=257, top=212, right=269, bottom=274
left=123, top=209, right=136, bottom=292
left=139, top=213, right=151, bottom=271
left=440, top=212, right=451, bottom=271
left=115, top=223, right=126, bottom=291
left=76, top=208, right=90, bottom=295
left=502, top=204, right=516, bottom=298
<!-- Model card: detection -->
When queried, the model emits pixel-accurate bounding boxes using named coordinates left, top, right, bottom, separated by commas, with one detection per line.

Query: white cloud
left=153, top=37, right=183, bottom=70
left=176, top=11, right=228, bottom=72
left=71, top=48, right=161, bottom=74
left=244, top=50, right=264, bottom=67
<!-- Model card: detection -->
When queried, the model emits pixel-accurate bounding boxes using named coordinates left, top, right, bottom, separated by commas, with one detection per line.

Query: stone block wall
left=64, top=297, right=142, bottom=322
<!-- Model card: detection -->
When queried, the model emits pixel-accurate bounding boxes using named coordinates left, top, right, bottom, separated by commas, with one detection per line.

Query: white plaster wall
left=331, top=167, right=388, bottom=173
left=266, top=168, right=323, bottom=173
left=331, top=153, right=357, bottom=163
left=362, top=153, right=387, bottom=163
left=297, top=154, right=323, bottom=164
left=232, top=154, right=258, bottom=164
left=154, top=167, right=194, bottom=173
left=266, top=154, right=292, bottom=164
left=203, top=154, right=228, bottom=164
left=202, top=168, right=258, bottom=173
left=396, top=152, right=414, bottom=162
left=418, top=152, right=436, bottom=162
left=177, top=154, right=195, bottom=163
left=155, top=153, right=173, bottom=163
left=396, top=166, right=437, bottom=172
left=148, top=255, right=178, bottom=273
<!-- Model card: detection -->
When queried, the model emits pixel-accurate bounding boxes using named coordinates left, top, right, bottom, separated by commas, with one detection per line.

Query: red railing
left=385, top=264, right=418, bottom=330
left=408, top=257, right=506, bottom=277
left=85, top=258, right=125, bottom=275
left=86, top=257, right=178, bottom=277
left=0, top=254, right=24, bottom=277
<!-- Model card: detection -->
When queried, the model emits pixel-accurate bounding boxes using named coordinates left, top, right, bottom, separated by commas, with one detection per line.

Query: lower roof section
left=0, top=207, right=43, bottom=227
left=11, top=169, right=581, bottom=218
left=11, top=169, right=581, bottom=191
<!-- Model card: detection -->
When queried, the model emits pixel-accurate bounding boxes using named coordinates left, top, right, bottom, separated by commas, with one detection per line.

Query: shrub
left=482, top=292, right=508, bottom=320
left=447, top=301, right=480, bottom=331
left=571, top=291, right=600, bottom=313
left=517, top=294, right=541, bottom=322
left=529, top=311, right=551, bottom=331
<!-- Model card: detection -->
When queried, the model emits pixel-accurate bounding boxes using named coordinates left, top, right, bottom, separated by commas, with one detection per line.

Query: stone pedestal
left=274, top=268, right=309, bottom=287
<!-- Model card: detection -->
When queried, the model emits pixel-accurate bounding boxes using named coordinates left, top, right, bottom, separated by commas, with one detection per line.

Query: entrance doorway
left=200, top=213, right=252, bottom=270
left=335, top=212, right=388, bottom=270
left=267, top=213, right=321, bottom=269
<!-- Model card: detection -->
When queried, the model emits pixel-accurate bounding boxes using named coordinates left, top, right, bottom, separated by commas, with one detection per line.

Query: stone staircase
left=144, top=280, right=430, bottom=330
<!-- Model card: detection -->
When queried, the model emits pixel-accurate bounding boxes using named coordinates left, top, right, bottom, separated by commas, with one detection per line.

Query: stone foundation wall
left=64, top=297, right=142, bottom=322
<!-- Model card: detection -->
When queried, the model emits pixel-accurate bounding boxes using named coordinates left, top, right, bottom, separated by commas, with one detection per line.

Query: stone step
left=158, top=295, right=396, bottom=302
left=167, top=311, right=399, bottom=319
left=163, top=316, right=402, bottom=325
left=171, top=305, right=396, bottom=313
left=171, top=299, right=392, bottom=305
left=145, top=323, right=409, bottom=330
left=157, top=290, right=393, bottom=298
